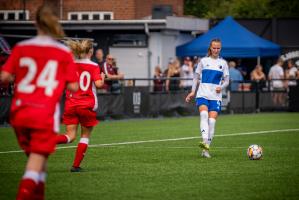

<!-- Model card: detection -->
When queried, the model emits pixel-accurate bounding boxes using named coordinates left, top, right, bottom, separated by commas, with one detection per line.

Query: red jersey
left=1, top=36, right=78, bottom=132
left=65, top=59, right=101, bottom=110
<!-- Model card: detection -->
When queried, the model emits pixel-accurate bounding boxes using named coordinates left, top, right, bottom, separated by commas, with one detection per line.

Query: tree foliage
left=184, top=0, right=299, bottom=18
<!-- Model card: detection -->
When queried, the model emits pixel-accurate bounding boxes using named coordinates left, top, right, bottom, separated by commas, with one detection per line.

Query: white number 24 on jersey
left=18, top=57, right=58, bottom=96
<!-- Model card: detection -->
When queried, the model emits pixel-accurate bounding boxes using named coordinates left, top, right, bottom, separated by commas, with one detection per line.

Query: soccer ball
left=247, top=144, right=263, bottom=160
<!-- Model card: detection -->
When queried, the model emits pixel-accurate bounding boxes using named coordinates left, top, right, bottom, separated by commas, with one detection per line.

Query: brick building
left=0, top=0, right=208, bottom=82
left=2, top=1, right=299, bottom=83
left=0, top=0, right=184, bottom=21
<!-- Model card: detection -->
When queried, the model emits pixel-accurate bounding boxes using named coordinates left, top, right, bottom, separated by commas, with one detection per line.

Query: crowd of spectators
left=2, top=46, right=299, bottom=95
left=151, top=56, right=299, bottom=95
left=153, top=56, right=197, bottom=93
left=227, top=58, right=299, bottom=93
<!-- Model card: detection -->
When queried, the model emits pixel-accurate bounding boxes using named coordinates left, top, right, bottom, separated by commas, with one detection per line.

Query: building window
left=68, top=12, right=113, bottom=21
left=82, top=14, right=89, bottom=20
left=93, top=14, right=100, bottom=20
left=7, top=13, right=15, bottom=20
left=18, top=13, right=24, bottom=20
left=0, top=10, right=29, bottom=20
left=103, top=14, right=111, bottom=20
left=70, top=14, right=78, bottom=20
left=112, top=34, right=147, bottom=47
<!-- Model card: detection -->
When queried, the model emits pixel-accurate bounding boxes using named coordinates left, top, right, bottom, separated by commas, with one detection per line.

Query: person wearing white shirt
left=286, top=60, right=298, bottom=87
left=180, top=57, right=194, bottom=91
left=268, top=58, right=285, bottom=106
left=185, top=38, right=229, bottom=158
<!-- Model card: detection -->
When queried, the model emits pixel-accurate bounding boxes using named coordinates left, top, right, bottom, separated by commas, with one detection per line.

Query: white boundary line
left=0, top=128, right=298, bottom=154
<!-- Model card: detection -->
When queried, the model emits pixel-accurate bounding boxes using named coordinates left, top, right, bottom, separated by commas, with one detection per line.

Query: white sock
left=200, top=111, right=209, bottom=144
left=80, top=137, right=89, bottom=144
left=23, top=170, right=39, bottom=184
left=207, top=118, right=216, bottom=145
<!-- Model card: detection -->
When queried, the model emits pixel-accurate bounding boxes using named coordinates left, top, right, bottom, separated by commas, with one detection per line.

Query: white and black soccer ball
left=247, top=144, right=263, bottom=160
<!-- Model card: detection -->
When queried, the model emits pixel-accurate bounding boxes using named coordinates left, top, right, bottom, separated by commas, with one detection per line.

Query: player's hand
left=216, top=86, right=221, bottom=93
left=185, top=91, right=195, bottom=103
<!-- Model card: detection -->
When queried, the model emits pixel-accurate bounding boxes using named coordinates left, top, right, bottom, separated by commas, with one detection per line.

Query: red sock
left=16, top=179, right=37, bottom=200
left=33, top=182, right=44, bottom=200
left=56, top=135, right=68, bottom=144
left=72, top=143, right=88, bottom=167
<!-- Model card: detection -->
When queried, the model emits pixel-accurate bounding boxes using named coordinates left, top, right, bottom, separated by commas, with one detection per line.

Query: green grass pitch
left=0, top=113, right=299, bottom=200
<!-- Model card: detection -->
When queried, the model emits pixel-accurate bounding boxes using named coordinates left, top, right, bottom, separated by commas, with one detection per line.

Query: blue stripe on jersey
left=201, top=69, right=223, bottom=85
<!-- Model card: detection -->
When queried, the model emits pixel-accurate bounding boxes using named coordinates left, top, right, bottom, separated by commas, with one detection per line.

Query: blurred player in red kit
left=56, top=39, right=105, bottom=172
left=0, top=5, right=78, bottom=200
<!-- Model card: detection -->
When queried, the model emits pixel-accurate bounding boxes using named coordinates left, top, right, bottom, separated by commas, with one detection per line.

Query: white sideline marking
left=0, top=128, right=298, bottom=154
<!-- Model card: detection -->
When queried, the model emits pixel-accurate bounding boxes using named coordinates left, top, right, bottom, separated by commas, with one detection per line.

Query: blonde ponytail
left=79, top=40, right=93, bottom=58
left=65, top=39, right=93, bottom=59
left=64, top=40, right=81, bottom=59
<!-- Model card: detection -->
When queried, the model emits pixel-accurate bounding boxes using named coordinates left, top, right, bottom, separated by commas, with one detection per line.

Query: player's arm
left=216, top=61, right=230, bottom=93
left=185, top=72, right=200, bottom=102
left=216, top=75, right=229, bottom=93
left=94, top=72, right=105, bottom=88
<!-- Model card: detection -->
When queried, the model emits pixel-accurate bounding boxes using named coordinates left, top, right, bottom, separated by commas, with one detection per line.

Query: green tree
left=184, top=0, right=299, bottom=18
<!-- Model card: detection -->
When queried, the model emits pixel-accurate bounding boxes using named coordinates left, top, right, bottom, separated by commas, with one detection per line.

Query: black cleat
left=70, top=166, right=83, bottom=172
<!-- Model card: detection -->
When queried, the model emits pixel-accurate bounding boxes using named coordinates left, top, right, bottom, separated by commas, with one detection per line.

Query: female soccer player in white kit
left=185, top=38, right=229, bottom=158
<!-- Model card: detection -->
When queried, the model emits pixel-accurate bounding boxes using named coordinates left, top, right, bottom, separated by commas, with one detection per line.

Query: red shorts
left=63, top=106, right=98, bottom=127
left=14, top=126, right=56, bottom=156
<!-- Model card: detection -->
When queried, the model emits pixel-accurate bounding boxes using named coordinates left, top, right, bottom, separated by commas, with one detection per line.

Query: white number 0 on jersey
left=18, top=57, right=58, bottom=97
left=79, top=71, right=91, bottom=91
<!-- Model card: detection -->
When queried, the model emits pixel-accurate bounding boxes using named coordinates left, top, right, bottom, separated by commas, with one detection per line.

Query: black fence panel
left=0, top=79, right=298, bottom=125
left=289, top=86, right=299, bottom=112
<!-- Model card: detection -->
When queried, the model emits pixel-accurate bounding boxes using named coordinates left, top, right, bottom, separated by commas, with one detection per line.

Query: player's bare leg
left=56, top=124, right=78, bottom=144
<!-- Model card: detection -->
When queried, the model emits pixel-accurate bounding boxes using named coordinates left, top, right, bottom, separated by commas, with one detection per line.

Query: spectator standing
left=95, top=48, right=104, bottom=69
left=285, top=60, right=298, bottom=87
left=268, top=58, right=285, bottom=106
left=193, top=56, right=200, bottom=71
left=228, top=61, right=243, bottom=91
left=250, top=64, right=266, bottom=91
left=153, top=65, right=164, bottom=92
left=0, top=5, right=78, bottom=199
left=102, top=54, right=124, bottom=93
left=165, top=58, right=181, bottom=92
left=236, top=59, right=248, bottom=80
left=180, top=57, right=194, bottom=91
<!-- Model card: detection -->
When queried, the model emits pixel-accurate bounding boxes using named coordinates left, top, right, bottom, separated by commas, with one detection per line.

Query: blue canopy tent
left=176, top=16, right=281, bottom=60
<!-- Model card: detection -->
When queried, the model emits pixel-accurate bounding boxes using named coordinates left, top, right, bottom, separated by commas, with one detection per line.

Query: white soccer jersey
left=195, top=56, right=229, bottom=101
